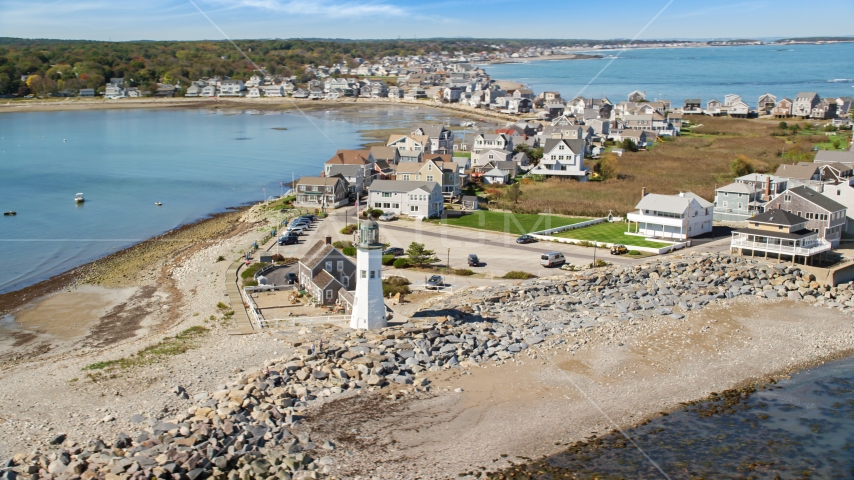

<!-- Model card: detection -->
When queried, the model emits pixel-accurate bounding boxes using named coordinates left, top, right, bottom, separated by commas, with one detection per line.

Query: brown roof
left=312, top=269, right=338, bottom=289
left=395, top=162, right=424, bottom=174
left=301, top=240, right=334, bottom=269
left=775, top=163, right=819, bottom=180
left=325, top=149, right=371, bottom=166
left=423, top=153, right=451, bottom=163
left=370, top=146, right=397, bottom=162
left=388, top=134, right=429, bottom=146
left=297, top=176, right=343, bottom=187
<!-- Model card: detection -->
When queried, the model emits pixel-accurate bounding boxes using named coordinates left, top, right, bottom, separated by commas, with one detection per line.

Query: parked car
left=378, top=212, right=396, bottom=222
left=467, top=254, right=479, bottom=267
left=610, top=244, right=628, bottom=255
left=540, top=252, right=566, bottom=268
left=287, top=225, right=307, bottom=235
left=516, top=235, right=537, bottom=244
left=426, top=275, right=445, bottom=289
left=291, top=218, right=311, bottom=226
left=285, top=272, right=298, bottom=285
left=383, top=247, right=405, bottom=256
left=278, top=234, right=299, bottom=245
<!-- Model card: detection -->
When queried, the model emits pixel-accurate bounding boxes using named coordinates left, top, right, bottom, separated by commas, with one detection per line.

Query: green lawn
left=432, top=211, right=587, bottom=236
left=553, top=222, right=670, bottom=249
left=814, top=133, right=852, bottom=151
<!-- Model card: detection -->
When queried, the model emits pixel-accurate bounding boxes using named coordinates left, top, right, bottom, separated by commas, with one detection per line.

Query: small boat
left=155, top=202, right=162, bottom=206
left=3, top=211, right=16, bottom=216
left=74, top=193, right=85, bottom=203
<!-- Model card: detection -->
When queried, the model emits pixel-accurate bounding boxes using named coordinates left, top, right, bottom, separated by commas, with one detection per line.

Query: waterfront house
left=705, top=99, right=723, bottom=115
left=298, top=238, right=356, bottom=305
left=836, top=96, right=853, bottom=117
left=627, top=90, right=646, bottom=103
left=714, top=182, right=766, bottom=222
left=411, top=124, right=454, bottom=154
left=757, top=93, right=777, bottom=115
left=727, top=100, right=750, bottom=118
left=810, top=99, right=838, bottom=120
left=724, top=94, right=742, bottom=106
left=793, top=92, right=820, bottom=118
left=246, top=87, right=261, bottom=98
left=219, top=80, right=245, bottom=97
left=682, top=98, right=702, bottom=114
left=626, top=191, right=714, bottom=240
left=78, top=89, right=95, bottom=97
left=772, top=98, right=793, bottom=117
left=730, top=209, right=831, bottom=264
left=768, top=185, right=846, bottom=246
left=528, top=138, right=588, bottom=180
left=262, top=85, right=284, bottom=97
left=367, top=180, right=444, bottom=219
left=294, top=176, right=349, bottom=209
left=201, top=85, right=217, bottom=97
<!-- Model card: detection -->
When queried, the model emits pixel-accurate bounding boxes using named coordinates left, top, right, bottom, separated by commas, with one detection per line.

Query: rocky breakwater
left=2, top=252, right=852, bottom=480
left=456, top=252, right=854, bottom=329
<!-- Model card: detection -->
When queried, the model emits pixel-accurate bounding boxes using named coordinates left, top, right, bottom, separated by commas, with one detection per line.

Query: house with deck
left=793, top=92, right=821, bottom=117
left=730, top=209, right=831, bottom=264
left=772, top=98, right=793, bottom=117
left=626, top=191, right=713, bottom=240
left=411, top=124, right=454, bottom=154
left=757, top=93, right=777, bottom=115
left=388, top=134, right=431, bottom=161
left=393, top=156, right=460, bottom=200
left=768, top=185, right=847, bottom=246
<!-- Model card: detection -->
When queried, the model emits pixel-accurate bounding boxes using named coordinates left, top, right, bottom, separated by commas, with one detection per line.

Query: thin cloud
left=212, top=0, right=408, bottom=17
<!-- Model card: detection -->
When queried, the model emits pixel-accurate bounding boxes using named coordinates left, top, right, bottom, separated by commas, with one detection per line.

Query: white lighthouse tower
left=350, top=218, right=387, bottom=330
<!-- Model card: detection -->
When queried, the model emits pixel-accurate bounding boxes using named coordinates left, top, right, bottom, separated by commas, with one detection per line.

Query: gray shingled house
left=768, top=186, right=847, bottom=247
left=298, top=238, right=357, bottom=305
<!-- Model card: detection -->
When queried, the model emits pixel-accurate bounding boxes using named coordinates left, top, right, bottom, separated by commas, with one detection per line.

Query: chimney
left=325, top=236, right=332, bottom=245
left=765, top=176, right=771, bottom=200
left=641, top=187, right=647, bottom=198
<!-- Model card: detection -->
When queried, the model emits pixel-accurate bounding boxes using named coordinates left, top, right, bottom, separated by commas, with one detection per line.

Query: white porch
left=626, top=212, right=688, bottom=240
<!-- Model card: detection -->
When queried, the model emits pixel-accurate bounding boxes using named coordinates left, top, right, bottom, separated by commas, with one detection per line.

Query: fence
left=531, top=217, right=605, bottom=236
left=257, top=315, right=350, bottom=329
left=240, top=287, right=264, bottom=330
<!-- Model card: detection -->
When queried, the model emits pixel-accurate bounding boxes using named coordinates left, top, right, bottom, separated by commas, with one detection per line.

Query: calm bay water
left=487, top=43, right=854, bottom=107
left=0, top=105, right=458, bottom=294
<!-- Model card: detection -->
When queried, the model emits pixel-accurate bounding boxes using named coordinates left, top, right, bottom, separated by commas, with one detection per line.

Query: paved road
left=263, top=206, right=732, bottom=280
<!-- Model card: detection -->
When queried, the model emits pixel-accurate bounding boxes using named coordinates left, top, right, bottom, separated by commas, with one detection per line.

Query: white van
left=540, top=252, right=566, bottom=268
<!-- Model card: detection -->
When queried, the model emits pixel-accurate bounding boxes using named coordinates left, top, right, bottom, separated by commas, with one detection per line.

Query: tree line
left=0, top=37, right=685, bottom=97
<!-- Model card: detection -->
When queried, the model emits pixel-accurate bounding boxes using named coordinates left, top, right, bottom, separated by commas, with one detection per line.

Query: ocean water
left=487, top=43, right=854, bottom=108
left=0, top=105, right=460, bottom=294
left=517, top=355, right=854, bottom=478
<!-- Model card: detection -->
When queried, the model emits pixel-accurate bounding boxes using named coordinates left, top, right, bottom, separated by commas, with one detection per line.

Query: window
left=738, top=203, right=743, bottom=209
left=559, top=144, right=565, bottom=150
left=326, top=289, right=332, bottom=300
left=393, top=203, right=399, bottom=208
left=374, top=202, right=381, bottom=208
left=410, top=205, right=419, bottom=212
left=427, top=164, right=432, bottom=171
left=337, top=261, right=343, bottom=271
left=325, top=261, right=332, bottom=272
left=426, top=175, right=434, bottom=182
left=383, top=203, right=390, bottom=209
left=361, top=270, right=366, bottom=278
left=403, top=175, right=410, bottom=181
left=382, top=192, right=391, bottom=198
left=723, top=201, right=728, bottom=207
left=785, top=195, right=791, bottom=202
left=370, top=271, right=376, bottom=279
left=343, top=276, right=349, bottom=287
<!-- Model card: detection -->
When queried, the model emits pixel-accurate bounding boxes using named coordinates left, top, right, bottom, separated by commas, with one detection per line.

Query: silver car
left=426, top=275, right=444, bottom=289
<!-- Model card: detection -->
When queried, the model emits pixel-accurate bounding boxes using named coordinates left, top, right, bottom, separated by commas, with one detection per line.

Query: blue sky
left=1, top=0, right=852, bottom=41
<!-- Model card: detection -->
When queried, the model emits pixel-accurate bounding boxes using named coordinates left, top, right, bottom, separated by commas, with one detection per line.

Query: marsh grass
left=83, top=326, right=209, bottom=373
left=494, top=116, right=804, bottom=217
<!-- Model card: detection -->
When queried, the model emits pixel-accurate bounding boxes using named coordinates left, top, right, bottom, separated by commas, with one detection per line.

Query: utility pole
left=593, top=242, right=597, bottom=266
left=447, top=247, right=451, bottom=274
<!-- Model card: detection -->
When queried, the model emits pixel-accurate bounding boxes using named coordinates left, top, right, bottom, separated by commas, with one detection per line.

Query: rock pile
left=3, top=252, right=850, bottom=480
